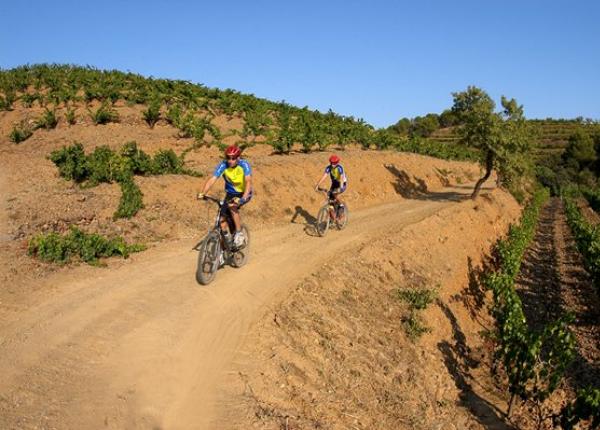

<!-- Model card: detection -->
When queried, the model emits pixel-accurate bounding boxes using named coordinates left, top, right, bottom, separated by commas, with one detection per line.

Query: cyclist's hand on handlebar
left=197, top=192, right=205, bottom=200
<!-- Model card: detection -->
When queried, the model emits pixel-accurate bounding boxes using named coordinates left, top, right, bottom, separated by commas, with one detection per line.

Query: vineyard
left=1, top=64, right=599, bottom=429
left=426, top=120, right=600, bottom=159
left=0, top=64, right=475, bottom=160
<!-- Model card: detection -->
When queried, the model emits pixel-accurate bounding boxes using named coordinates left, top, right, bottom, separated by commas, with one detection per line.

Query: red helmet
left=329, top=154, right=340, bottom=164
left=225, top=145, right=242, bottom=158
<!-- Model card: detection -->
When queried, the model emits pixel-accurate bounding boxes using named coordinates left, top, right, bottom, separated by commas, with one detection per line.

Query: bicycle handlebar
left=199, top=195, right=222, bottom=205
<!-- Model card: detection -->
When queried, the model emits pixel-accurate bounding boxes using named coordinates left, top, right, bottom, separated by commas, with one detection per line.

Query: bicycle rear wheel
left=196, top=231, right=221, bottom=285
left=316, top=206, right=330, bottom=237
left=336, top=204, right=349, bottom=230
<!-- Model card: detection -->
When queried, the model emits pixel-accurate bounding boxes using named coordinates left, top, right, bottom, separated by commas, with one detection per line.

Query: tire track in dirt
left=0, top=186, right=475, bottom=430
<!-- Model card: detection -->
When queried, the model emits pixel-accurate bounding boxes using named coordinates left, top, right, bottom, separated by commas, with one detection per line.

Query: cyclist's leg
left=228, top=193, right=252, bottom=246
left=227, top=192, right=252, bottom=231
left=219, top=206, right=231, bottom=234
left=335, top=183, right=347, bottom=206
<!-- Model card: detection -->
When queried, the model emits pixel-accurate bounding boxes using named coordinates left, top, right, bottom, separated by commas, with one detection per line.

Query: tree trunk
left=471, top=150, right=494, bottom=199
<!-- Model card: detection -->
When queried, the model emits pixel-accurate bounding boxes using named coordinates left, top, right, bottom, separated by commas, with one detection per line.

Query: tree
left=563, top=129, right=596, bottom=170
left=388, top=117, right=411, bottom=135
left=410, top=114, right=440, bottom=138
left=451, top=86, right=533, bottom=199
left=439, top=108, right=459, bottom=128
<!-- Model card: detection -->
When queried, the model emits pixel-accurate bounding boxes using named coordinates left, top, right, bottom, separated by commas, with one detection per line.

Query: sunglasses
left=226, top=156, right=239, bottom=161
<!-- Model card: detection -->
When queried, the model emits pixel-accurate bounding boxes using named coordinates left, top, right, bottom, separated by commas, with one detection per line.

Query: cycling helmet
left=225, top=145, right=242, bottom=158
left=329, top=154, right=340, bottom=164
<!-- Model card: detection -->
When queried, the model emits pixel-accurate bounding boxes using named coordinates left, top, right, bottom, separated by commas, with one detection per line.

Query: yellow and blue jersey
left=325, top=164, right=346, bottom=188
left=213, top=159, right=252, bottom=195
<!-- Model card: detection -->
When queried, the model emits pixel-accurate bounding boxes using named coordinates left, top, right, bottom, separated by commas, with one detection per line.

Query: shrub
left=49, top=141, right=201, bottom=218
left=114, top=177, right=144, bottom=219
left=49, top=142, right=89, bottom=182
left=142, top=99, right=161, bottom=128
left=0, top=90, right=16, bottom=111
left=176, top=111, right=196, bottom=138
left=165, top=103, right=182, bottom=126
left=560, top=387, right=600, bottom=430
left=152, top=149, right=182, bottom=174
left=397, top=288, right=437, bottom=310
left=21, top=93, right=40, bottom=108
left=89, top=103, right=119, bottom=125
left=9, top=121, right=34, bottom=143
left=397, top=287, right=437, bottom=341
left=28, top=226, right=145, bottom=264
left=65, top=106, right=77, bottom=125
left=36, top=108, right=58, bottom=129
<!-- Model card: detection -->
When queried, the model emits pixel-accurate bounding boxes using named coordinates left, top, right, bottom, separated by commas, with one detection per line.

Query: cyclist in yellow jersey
left=198, top=145, right=253, bottom=247
left=315, top=154, right=347, bottom=209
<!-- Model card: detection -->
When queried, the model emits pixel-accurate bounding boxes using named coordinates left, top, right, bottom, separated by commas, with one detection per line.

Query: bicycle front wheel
left=316, top=206, right=330, bottom=237
left=196, top=230, right=221, bottom=285
left=336, top=204, right=349, bottom=230
left=231, top=224, right=250, bottom=268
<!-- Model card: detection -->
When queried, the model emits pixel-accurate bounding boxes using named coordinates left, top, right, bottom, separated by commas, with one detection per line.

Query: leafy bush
left=49, top=142, right=89, bottom=182
left=36, top=108, right=58, bottom=129
left=397, top=287, right=437, bottom=341
left=165, top=103, right=182, bottom=126
left=49, top=141, right=201, bottom=218
left=560, top=386, right=600, bottom=430
left=581, top=186, right=600, bottom=213
left=9, top=121, right=34, bottom=143
left=28, top=226, right=145, bottom=264
left=0, top=89, right=16, bottom=111
left=563, top=193, right=600, bottom=293
left=65, top=106, right=77, bottom=125
left=21, top=92, right=40, bottom=108
left=89, top=103, right=119, bottom=125
left=114, top=177, right=144, bottom=219
left=142, top=99, right=161, bottom=128
left=152, top=149, right=182, bottom=173
left=397, top=288, right=437, bottom=310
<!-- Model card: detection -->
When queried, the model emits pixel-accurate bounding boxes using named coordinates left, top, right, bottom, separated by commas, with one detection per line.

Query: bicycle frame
left=317, top=187, right=341, bottom=220
left=202, top=195, right=236, bottom=252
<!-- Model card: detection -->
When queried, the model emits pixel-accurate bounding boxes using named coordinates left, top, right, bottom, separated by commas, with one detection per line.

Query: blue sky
left=1, top=0, right=598, bottom=128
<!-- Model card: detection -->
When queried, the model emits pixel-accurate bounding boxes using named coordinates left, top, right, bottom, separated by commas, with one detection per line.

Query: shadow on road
left=384, top=164, right=469, bottom=202
left=290, top=205, right=320, bottom=236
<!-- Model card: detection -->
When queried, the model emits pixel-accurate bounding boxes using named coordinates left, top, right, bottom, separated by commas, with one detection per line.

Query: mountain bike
left=195, top=195, right=250, bottom=285
left=315, top=187, right=349, bottom=236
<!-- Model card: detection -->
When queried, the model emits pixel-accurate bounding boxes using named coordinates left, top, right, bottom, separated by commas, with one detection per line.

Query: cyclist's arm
left=242, top=175, right=253, bottom=201
left=315, top=172, right=328, bottom=189
left=201, top=175, right=219, bottom=195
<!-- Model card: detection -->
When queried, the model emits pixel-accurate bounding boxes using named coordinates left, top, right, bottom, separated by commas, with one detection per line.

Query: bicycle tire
left=196, top=230, right=221, bottom=285
left=316, top=205, right=330, bottom=237
left=230, top=224, right=250, bottom=268
left=336, top=205, right=349, bottom=230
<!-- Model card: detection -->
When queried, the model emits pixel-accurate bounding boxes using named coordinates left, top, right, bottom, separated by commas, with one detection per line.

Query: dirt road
left=0, top=187, right=473, bottom=429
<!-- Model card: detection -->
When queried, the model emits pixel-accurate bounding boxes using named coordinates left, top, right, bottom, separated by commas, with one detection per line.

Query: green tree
left=388, top=117, right=411, bottom=135
left=410, top=114, right=440, bottom=138
left=439, top=108, right=459, bottom=128
left=563, top=129, right=596, bottom=170
left=452, top=87, right=533, bottom=199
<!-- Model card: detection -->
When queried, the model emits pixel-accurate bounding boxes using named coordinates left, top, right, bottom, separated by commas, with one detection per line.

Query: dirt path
left=0, top=186, right=476, bottom=429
